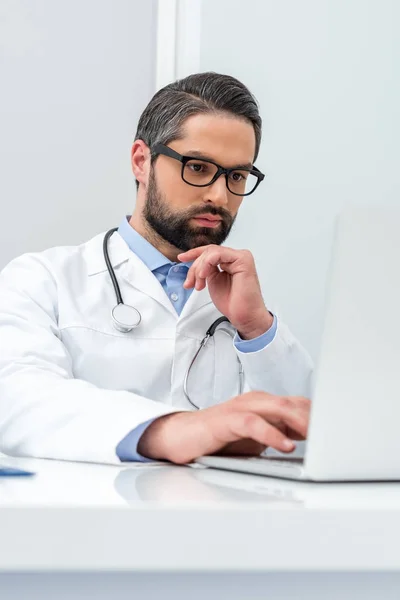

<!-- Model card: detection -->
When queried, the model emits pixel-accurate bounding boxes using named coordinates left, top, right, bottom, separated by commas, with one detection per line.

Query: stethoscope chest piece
left=111, top=303, right=141, bottom=333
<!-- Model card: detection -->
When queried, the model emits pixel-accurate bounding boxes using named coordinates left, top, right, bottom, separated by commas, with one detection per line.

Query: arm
left=127, top=314, right=313, bottom=463
left=179, top=245, right=314, bottom=399
left=138, top=392, right=311, bottom=464
left=0, top=255, right=182, bottom=465
left=234, top=317, right=314, bottom=398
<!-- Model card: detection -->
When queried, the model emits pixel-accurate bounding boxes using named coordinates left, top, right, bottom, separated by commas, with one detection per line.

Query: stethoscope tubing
left=103, top=228, right=243, bottom=408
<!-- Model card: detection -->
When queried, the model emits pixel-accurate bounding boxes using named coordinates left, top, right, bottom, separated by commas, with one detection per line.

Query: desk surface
left=1, top=455, right=400, bottom=572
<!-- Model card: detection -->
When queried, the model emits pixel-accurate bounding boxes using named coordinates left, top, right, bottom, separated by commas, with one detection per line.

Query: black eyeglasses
left=152, top=143, right=265, bottom=197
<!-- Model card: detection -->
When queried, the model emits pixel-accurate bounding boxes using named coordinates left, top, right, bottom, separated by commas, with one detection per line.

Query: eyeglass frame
left=152, top=143, right=265, bottom=197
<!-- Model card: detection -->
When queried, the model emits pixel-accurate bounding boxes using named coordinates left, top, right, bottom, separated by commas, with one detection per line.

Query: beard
left=143, top=168, right=236, bottom=252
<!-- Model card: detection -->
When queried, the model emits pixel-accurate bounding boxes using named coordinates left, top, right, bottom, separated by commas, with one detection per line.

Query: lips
left=192, top=215, right=222, bottom=228
left=194, top=214, right=222, bottom=222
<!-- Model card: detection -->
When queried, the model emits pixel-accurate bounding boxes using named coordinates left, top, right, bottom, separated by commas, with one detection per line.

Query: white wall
left=0, top=0, right=157, bottom=268
left=2, top=0, right=399, bottom=363
left=199, top=0, right=400, bottom=361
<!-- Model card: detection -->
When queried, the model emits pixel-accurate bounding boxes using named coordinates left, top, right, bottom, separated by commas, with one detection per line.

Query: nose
left=203, top=173, right=229, bottom=207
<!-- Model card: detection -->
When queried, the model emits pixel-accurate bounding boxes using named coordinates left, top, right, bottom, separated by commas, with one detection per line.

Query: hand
left=177, top=245, right=273, bottom=340
left=137, top=391, right=311, bottom=464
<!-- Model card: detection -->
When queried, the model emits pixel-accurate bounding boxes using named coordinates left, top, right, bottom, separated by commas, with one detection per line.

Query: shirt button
left=170, top=292, right=179, bottom=302
left=173, top=266, right=179, bottom=272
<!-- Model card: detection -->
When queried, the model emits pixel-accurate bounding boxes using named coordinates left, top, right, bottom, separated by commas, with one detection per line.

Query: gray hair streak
left=134, top=72, right=262, bottom=180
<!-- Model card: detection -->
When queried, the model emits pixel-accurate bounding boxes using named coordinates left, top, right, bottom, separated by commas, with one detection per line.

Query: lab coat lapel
left=87, top=231, right=213, bottom=320
left=87, top=231, right=177, bottom=318
left=118, top=253, right=178, bottom=319
left=178, top=284, right=215, bottom=323
left=115, top=232, right=214, bottom=322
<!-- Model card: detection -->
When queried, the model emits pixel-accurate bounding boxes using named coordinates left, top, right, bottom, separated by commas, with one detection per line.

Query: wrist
left=137, top=412, right=189, bottom=462
left=237, top=310, right=274, bottom=340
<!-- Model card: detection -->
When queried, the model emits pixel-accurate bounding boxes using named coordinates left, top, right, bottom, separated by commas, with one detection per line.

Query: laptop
left=195, top=207, right=400, bottom=481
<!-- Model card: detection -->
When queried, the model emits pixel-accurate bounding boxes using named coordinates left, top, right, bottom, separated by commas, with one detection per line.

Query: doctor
left=0, top=72, right=313, bottom=466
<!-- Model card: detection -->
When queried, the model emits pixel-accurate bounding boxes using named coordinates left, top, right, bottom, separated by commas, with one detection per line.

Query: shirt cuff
left=234, top=314, right=278, bottom=353
left=116, top=418, right=158, bottom=462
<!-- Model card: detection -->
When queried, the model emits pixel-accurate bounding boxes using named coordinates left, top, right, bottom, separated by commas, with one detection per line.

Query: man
left=0, top=72, right=313, bottom=465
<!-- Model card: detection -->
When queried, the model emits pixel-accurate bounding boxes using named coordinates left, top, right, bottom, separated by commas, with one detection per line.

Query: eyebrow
left=184, top=150, right=253, bottom=170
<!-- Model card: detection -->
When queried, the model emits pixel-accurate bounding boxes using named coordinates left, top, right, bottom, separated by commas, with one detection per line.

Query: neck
left=128, top=213, right=181, bottom=262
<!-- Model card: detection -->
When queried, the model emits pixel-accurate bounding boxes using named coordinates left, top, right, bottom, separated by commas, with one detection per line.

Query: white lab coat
left=0, top=231, right=313, bottom=464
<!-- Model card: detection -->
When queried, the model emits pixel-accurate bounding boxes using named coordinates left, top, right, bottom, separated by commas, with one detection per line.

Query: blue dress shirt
left=115, top=216, right=278, bottom=461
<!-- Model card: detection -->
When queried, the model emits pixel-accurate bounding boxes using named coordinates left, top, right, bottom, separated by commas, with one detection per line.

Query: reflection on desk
left=1, top=455, right=400, bottom=509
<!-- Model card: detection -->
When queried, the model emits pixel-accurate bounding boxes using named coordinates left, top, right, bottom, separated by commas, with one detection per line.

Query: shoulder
left=0, top=231, right=107, bottom=292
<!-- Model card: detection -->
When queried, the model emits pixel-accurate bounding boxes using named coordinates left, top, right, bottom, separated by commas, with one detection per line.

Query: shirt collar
left=117, top=216, right=192, bottom=272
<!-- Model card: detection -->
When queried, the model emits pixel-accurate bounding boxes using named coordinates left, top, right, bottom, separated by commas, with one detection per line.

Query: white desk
left=1, top=456, right=400, bottom=599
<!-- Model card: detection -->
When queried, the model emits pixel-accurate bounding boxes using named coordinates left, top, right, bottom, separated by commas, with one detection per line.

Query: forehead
left=171, top=112, right=256, bottom=167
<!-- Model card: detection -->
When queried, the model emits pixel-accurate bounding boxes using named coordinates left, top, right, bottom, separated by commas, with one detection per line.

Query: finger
left=184, top=252, right=213, bottom=286
left=178, top=246, right=212, bottom=262
left=228, top=412, right=296, bottom=453
left=217, top=439, right=267, bottom=456
left=184, top=248, right=252, bottom=290
left=194, top=275, right=207, bottom=291
left=184, top=254, right=219, bottom=290
left=265, top=406, right=308, bottom=440
left=286, top=397, right=311, bottom=426
left=197, top=260, right=220, bottom=280
left=181, top=246, right=240, bottom=269
left=285, top=428, right=307, bottom=441
left=233, top=394, right=309, bottom=439
left=184, top=269, right=206, bottom=291
left=240, top=391, right=311, bottom=420
left=286, top=396, right=311, bottom=411
left=183, top=257, right=202, bottom=289
left=185, top=250, right=234, bottom=290
left=184, top=263, right=206, bottom=290
left=198, top=248, right=251, bottom=277
left=271, top=421, right=306, bottom=441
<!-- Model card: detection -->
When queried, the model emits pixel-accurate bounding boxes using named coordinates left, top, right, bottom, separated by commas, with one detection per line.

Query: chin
left=189, top=231, right=218, bottom=247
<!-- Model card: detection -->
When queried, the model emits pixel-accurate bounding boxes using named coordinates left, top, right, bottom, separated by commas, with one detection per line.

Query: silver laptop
left=195, top=207, right=400, bottom=481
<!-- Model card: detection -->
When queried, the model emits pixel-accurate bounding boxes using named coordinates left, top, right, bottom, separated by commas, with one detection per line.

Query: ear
left=131, top=140, right=151, bottom=187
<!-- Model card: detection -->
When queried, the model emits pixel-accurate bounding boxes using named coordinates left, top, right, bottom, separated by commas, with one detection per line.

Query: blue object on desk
left=0, top=464, right=35, bottom=477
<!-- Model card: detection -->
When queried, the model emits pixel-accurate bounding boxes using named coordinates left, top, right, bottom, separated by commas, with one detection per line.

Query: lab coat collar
left=86, top=230, right=131, bottom=276
left=117, top=216, right=171, bottom=272
left=86, top=231, right=213, bottom=319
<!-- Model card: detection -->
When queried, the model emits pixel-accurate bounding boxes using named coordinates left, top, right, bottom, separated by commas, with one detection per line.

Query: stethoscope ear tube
left=104, top=228, right=142, bottom=332
left=103, top=228, right=123, bottom=305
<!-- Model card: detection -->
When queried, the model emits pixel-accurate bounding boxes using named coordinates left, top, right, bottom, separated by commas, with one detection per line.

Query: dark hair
left=134, top=72, right=262, bottom=189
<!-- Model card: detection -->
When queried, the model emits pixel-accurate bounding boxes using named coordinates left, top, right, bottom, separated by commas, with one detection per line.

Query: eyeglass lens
left=183, top=159, right=258, bottom=195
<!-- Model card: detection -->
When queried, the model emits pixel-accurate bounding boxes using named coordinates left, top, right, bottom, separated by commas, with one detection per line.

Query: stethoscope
left=103, top=228, right=244, bottom=409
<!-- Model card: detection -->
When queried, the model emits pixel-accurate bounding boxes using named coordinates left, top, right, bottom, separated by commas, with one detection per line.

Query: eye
left=229, top=171, right=248, bottom=183
left=187, top=162, right=210, bottom=173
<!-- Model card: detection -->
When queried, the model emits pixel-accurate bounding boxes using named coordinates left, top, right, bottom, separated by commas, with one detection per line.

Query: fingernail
left=283, top=439, right=295, bottom=450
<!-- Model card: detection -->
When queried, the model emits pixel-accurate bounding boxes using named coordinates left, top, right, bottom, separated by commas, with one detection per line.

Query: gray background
left=0, top=0, right=156, bottom=265
left=199, top=0, right=400, bottom=360
left=1, top=0, right=399, bottom=361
